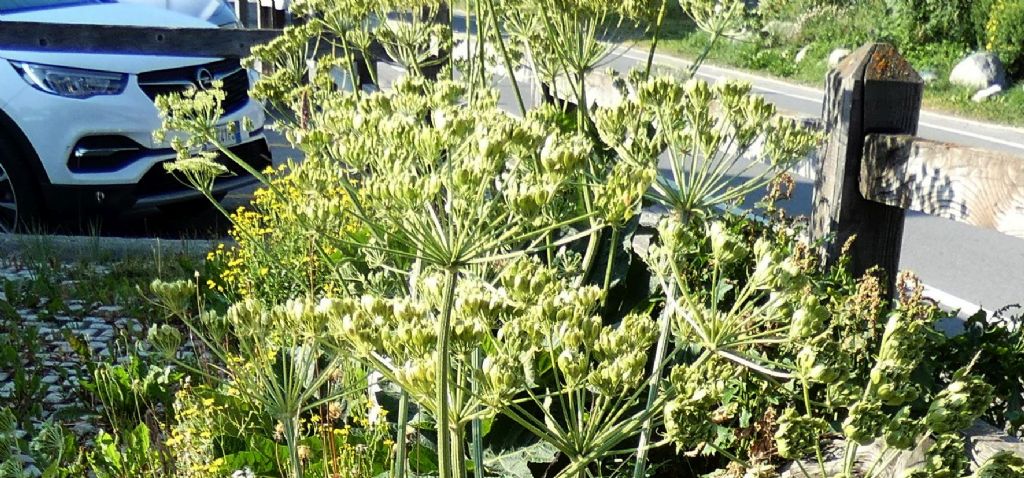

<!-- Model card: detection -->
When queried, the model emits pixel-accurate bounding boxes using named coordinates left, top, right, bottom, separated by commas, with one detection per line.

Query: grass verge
left=641, top=8, right=1024, bottom=127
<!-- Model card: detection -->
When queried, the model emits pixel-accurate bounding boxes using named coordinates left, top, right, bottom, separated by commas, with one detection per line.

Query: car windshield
left=0, top=0, right=109, bottom=13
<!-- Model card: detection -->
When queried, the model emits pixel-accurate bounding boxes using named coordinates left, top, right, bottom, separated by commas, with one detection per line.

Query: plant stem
left=283, top=414, right=303, bottom=478
left=801, top=378, right=827, bottom=478
left=705, top=441, right=750, bottom=469
left=453, top=424, right=467, bottom=478
left=687, top=26, right=723, bottom=79
left=843, top=440, right=859, bottom=476
left=436, top=268, right=460, bottom=478
left=643, top=0, right=668, bottom=80
left=471, top=350, right=485, bottom=478
left=394, top=391, right=409, bottom=478
left=631, top=281, right=677, bottom=478
left=484, top=0, right=526, bottom=116
left=601, top=227, right=621, bottom=303
left=795, top=458, right=814, bottom=478
left=579, top=227, right=603, bottom=286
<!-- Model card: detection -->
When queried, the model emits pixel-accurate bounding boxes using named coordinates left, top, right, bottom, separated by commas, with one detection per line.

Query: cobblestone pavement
left=1, top=261, right=149, bottom=438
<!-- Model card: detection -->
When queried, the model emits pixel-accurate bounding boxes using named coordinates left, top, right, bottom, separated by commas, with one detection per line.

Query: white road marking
left=614, top=46, right=1015, bottom=319
left=922, top=284, right=988, bottom=316
left=617, top=48, right=1024, bottom=154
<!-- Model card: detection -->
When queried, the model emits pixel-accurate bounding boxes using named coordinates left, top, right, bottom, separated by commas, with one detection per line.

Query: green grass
left=643, top=12, right=1024, bottom=127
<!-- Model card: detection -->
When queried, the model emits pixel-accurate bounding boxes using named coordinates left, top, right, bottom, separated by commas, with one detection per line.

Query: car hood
left=118, top=0, right=238, bottom=26
left=0, top=3, right=220, bottom=73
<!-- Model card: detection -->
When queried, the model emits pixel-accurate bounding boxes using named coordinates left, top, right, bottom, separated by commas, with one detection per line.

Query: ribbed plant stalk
left=484, top=0, right=526, bottom=115
left=686, top=25, right=725, bottom=79
left=452, top=423, right=467, bottom=478
left=631, top=281, right=677, bottom=478
left=801, top=378, right=827, bottom=478
left=394, top=391, right=410, bottom=478
left=396, top=257, right=423, bottom=478
left=601, top=227, right=621, bottom=303
left=471, top=349, right=485, bottom=478
left=643, top=0, right=668, bottom=80
left=283, top=414, right=303, bottom=478
left=435, top=268, right=461, bottom=478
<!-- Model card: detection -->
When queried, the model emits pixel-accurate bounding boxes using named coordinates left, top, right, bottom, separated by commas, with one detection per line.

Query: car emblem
left=195, top=68, right=215, bottom=90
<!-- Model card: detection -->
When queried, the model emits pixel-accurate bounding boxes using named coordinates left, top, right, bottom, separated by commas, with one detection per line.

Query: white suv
left=0, top=0, right=270, bottom=232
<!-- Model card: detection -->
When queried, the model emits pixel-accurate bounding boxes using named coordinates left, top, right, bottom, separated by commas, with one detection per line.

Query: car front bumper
left=38, top=137, right=272, bottom=215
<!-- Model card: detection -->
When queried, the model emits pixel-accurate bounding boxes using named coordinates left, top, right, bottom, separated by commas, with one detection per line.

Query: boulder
left=779, top=437, right=930, bottom=478
left=794, top=45, right=810, bottom=64
left=828, top=48, right=852, bottom=69
left=763, top=20, right=800, bottom=42
left=918, top=69, right=938, bottom=84
left=949, top=52, right=1008, bottom=89
left=972, top=84, right=1004, bottom=102
left=963, top=421, right=1024, bottom=471
left=779, top=421, right=1024, bottom=477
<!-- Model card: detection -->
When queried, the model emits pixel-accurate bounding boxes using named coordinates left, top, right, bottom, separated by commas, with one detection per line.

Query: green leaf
left=483, top=440, right=557, bottom=478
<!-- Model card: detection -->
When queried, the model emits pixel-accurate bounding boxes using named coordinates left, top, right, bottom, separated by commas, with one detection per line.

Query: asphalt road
left=601, top=45, right=1024, bottom=312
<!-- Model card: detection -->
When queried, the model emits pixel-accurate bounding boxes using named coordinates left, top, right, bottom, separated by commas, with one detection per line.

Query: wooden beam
left=0, top=21, right=280, bottom=58
left=811, top=43, right=923, bottom=299
left=862, top=134, right=1024, bottom=240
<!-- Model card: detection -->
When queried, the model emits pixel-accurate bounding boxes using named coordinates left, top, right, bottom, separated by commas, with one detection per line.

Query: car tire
left=0, top=131, right=41, bottom=233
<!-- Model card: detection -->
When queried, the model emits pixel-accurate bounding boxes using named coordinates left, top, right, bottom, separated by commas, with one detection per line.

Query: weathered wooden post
left=811, top=43, right=923, bottom=300
left=256, top=0, right=286, bottom=29
left=233, top=0, right=250, bottom=28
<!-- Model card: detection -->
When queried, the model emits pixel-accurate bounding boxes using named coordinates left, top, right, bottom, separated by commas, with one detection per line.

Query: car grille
left=137, top=59, right=250, bottom=114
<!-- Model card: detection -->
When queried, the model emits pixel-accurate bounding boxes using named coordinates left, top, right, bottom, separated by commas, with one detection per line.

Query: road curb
left=0, top=233, right=222, bottom=262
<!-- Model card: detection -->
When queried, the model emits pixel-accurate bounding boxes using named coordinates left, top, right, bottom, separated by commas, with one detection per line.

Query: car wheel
left=0, top=133, right=41, bottom=233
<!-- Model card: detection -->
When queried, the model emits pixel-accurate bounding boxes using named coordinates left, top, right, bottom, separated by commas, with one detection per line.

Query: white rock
left=828, top=48, right=852, bottom=69
left=780, top=436, right=930, bottom=478
left=781, top=421, right=1024, bottom=477
left=963, top=421, right=1024, bottom=472
left=794, top=45, right=810, bottom=64
left=950, top=51, right=1008, bottom=89
left=919, top=70, right=938, bottom=83
left=972, top=84, right=1004, bottom=102
left=764, top=20, right=800, bottom=42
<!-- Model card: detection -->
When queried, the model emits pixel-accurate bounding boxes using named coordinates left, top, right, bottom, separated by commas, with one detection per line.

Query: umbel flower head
left=163, top=151, right=231, bottom=195
left=597, top=75, right=819, bottom=218
left=774, top=407, right=828, bottom=459
left=924, top=364, right=995, bottom=434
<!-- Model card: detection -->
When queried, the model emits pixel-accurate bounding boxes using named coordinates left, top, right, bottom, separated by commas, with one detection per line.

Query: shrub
left=885, top=0, right=975, bottom=47
left=972, top=0, right=998, bottom=47
left=204, top=160, right=365, bottom=302
left=741, top=42, right=798, bottom=76
left=986, top=0, right=1024, bottom=79
left=792, top=2, right=879, bottom=49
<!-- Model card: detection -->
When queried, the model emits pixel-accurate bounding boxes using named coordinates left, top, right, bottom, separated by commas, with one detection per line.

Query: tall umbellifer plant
left=152, top=1, right=845, bottom=477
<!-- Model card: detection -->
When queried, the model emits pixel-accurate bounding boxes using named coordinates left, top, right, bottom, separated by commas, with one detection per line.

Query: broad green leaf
left=483, top=440, right=558, bottom=478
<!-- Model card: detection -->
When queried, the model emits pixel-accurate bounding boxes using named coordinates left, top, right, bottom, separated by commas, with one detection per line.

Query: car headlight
left=9, top=61, right=127, bottom=99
